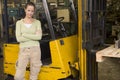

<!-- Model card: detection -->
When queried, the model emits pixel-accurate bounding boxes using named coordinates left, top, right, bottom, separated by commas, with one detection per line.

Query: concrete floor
left=0, top=56, right=120, bottom=80
left=98, top=57, right=120, bottom=80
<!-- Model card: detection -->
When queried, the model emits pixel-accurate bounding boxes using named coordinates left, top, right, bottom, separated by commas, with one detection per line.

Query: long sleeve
left=15, top=21, right=31, bottom=42
left=22, top=21, right=42, bottom=40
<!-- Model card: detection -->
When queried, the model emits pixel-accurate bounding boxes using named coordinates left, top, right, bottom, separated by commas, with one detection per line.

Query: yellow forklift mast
left=78, top=0, right=106, bottom=80
left=3, top=0, right=106, bottom=80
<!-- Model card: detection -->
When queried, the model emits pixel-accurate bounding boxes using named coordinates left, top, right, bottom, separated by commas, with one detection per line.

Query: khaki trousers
left=14, top=46, right=42, bottom=80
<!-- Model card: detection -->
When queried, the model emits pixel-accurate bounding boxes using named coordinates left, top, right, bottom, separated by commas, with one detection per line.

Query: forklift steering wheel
left=52, top=17, right=67, bottom=37
left=57, top=17, right=64, bottom=22
left=54, top=17, right=64, bottom=22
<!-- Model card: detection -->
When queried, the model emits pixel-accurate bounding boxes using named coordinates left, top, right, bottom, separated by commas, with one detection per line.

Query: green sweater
left=15, top=19, right=42, bottom=48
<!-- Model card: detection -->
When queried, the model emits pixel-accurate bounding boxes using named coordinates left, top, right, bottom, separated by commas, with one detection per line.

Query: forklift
left=3, top=0, right=106, bottom=80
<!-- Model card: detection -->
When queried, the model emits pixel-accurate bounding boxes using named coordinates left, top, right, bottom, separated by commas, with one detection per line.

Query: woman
left=14, top=2, right=42, bottom=80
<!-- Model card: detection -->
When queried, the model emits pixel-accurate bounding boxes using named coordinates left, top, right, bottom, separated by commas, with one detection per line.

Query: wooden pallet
left=96, top=45, right=120, bottom=62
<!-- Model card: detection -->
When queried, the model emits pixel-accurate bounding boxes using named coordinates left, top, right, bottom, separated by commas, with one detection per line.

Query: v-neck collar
left=21, top=19, right=36, bottom=25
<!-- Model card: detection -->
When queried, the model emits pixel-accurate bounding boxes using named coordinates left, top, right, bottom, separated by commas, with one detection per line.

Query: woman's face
left=25, top=5, right=35, bottom=18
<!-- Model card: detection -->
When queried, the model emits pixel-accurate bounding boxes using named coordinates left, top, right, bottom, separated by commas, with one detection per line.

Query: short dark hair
left=25, top=2, right=35, bottom=9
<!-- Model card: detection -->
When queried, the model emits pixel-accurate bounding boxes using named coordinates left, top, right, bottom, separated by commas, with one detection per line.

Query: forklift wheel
left=64, top=78, right=72, bottom=80
left=62, top=78, right=73, bottom=80
left=63, top=77, right=78, bottom=80
left=5, top=75, right=14, bottom=80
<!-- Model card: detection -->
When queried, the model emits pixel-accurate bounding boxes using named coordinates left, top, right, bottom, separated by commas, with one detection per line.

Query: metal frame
left=85, top=0, right=106, bottom=80
left=0, top=0, right=3, bottom=38
left=42, top=0, right=56, bottom=40
left=3, top=0, right=9, bottom=42
left=69, top=0, right=78, bottom=33
left=78, top=0, right=106, bottom=80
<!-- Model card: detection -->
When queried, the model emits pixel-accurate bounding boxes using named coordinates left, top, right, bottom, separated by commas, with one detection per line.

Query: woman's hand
left=36, top=30, right=41, bottom=35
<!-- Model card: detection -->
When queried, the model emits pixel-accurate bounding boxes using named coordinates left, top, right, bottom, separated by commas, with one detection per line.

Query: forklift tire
left=5, top=75, right=14, bottom=80
left=62, top=78, right=73, bottom=80
left=64, top=78, right=72, bottom=80
left=63, top=77, right=78, bottom=80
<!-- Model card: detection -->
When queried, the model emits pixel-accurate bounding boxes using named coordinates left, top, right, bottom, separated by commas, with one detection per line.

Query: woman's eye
left=27, top=10, right=34, bottom=12
left=27, top=10, right=30, bottom=12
